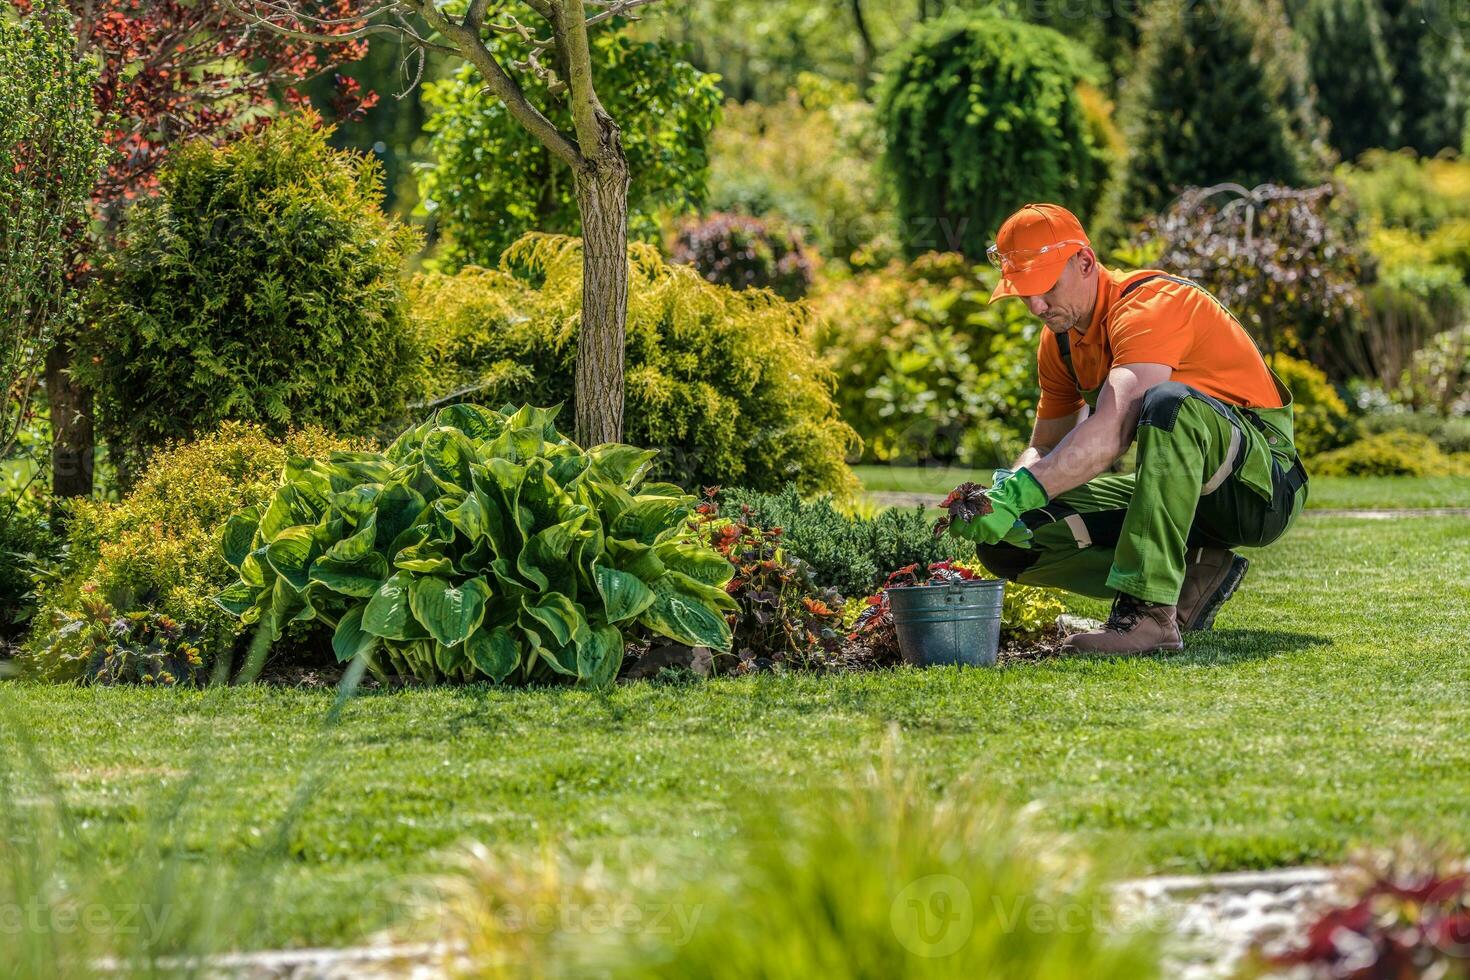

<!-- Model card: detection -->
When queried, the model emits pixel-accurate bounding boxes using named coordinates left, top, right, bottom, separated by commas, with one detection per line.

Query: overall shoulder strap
left=1055, top=330, right=1079, bottom=390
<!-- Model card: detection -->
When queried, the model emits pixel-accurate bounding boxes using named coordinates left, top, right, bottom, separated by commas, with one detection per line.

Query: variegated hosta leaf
left=213, top=580, right=258, bottom=617
left=594, top=563, right=655, bottom=622
left=332, top=606, right=378, bottom=664
left=611, top=496, right=692, bottom=545
left=639, top=574, right=734, bottom=652
left=576, top=624, right=624, bottom=688
left=220, top=509, right=260, bottom=569
left=311, top=553, right=389, bottom=598
left=266, top=526, right=317, bottom=591
left=362, top=573, right=419, bottom=640
left=524, top=592, right=584, bottom=648
left=409, top=575, right=492, bottom=647
left=655, top=539, right=737, bottom=588
left=466, top=626, right=520, bottom=683
left=326, top=512, right=377, bottom=562
left=587, top=444, right=657, bottom=489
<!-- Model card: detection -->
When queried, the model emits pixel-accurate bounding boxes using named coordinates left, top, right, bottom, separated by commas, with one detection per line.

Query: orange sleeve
left=1036, top=330, right=1085, bottom=420
left=1108, top=285, right=1194, bottom=370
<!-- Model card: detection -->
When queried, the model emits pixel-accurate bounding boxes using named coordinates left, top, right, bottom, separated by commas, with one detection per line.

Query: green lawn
left=4, top=511, right=1468, bottom=949
left=854, top=464, right=1470, bottom=510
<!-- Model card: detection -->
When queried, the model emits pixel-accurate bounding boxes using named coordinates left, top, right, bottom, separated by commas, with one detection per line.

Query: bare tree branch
left=554, top=0, right=610, bottom=155
left=408, top=0, right=585, bottom=168
left=464, top=0, right=494, bottom=30
left=218, top=0, right=459, bottom=54
left=584, top=0, right=663, bottom=28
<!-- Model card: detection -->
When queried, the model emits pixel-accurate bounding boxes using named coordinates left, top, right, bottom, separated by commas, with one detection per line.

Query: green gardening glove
left=947, top=468, right=1049, bottom=546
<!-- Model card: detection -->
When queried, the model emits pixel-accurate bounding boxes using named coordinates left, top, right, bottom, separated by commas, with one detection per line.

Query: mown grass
left=3, top=513, right=1467, bottom=949
left=854, top=464, right=1470, bottom=510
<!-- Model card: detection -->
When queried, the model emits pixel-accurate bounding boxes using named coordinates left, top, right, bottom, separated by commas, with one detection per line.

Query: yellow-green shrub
left=411, top=234, right=858, bottom=495
left=810, top=253, right=1040, bottom=465
left=1267, top=353, right=1355, bottom=457
left=1308, top=431, right=1470, bottom=477
left=24, top=423, right=360, bottom=680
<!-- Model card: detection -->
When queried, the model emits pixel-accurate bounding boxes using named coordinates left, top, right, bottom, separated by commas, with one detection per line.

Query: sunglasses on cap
left=985, top=240, right=1088, bottom=275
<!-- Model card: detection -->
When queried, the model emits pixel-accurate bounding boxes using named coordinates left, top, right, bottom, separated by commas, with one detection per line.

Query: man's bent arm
left=1025, top=363, right=1172, bottom=498
left=1013, top=410, right=1085, bottom=470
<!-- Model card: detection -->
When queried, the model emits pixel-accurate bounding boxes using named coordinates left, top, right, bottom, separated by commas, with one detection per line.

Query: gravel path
left=163, top=868, right=1341, bottom=978
left=868, top=489, right=1470, bottom=520
left=1115, top=867, right=1341, bottom=979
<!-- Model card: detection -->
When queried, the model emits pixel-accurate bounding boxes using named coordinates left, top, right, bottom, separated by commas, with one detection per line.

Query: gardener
left=948, top=203, right=1308, bottom=654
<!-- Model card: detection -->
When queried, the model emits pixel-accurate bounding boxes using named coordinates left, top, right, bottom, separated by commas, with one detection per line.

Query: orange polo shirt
left=1035, top=265, right=1284, bottom=420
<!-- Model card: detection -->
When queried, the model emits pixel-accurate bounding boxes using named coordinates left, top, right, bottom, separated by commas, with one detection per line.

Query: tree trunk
left=850, top=0, right=875, bottom=94
left=572, top=120, right=630, bottom=448
left=44, top=340, right=94, bottom=500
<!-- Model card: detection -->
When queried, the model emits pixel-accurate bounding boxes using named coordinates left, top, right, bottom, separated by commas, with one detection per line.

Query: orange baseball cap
left=988, top=203, right=1091, bottom=302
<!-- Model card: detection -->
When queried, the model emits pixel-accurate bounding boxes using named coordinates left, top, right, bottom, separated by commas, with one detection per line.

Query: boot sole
left=1185, top=555, right=1250, bottom=632
left=1063, top=637, right=1185, bottom=656
left=1063, top=643, right=1184, bottom=657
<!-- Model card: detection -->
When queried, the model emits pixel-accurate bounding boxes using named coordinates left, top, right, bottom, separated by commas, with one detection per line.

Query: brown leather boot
left=1177, top=548, right=1250, bottom=632
left=1064, top=592, right=1183, bottom=655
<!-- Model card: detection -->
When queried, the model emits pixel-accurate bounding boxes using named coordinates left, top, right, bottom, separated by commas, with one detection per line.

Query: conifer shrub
left=717, top=485, right=969, bottom=600
left=1120, top=0, right=1328, bottom=220
left=83, top=113, right=421, bottom=485
left=411, top=235, right=858, bottom=495
left=1291, top=0, right=1400, bottom=162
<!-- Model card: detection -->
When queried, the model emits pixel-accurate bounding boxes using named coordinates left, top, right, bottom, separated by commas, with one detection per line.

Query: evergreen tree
left=877, top=13, right=1109, bottom=259
left=1120, top=0, right=1329, bottom=220
left=1377, top=0, right=1469, bottom=154
left=1292, top=0, right=1401, bottom=162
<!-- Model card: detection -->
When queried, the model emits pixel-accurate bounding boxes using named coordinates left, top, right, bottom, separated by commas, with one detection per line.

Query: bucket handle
left=943, top=581, right=1000, bottom=603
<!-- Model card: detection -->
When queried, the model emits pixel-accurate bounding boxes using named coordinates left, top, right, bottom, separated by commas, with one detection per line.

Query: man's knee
left=1137, top=381, right=1195, bottom=432
left=972, top=542, right=1035, bottom=583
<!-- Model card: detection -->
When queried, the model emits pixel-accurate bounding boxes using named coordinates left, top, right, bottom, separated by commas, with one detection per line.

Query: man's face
left=1021, top=253, right=1096, bottom=334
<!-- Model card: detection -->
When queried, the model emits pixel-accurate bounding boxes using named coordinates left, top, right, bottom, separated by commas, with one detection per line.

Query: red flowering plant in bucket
left=689, top=488, right=846, bottom=674
left=846, top=560, right=983, bottom=666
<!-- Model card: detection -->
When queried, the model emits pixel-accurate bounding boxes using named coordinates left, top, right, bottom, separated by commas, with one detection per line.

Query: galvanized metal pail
left=887, top=579, right=1004, bottom=668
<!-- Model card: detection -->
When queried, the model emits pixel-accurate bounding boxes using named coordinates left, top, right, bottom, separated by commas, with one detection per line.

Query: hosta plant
left=214, top=405, right=735, bottom=686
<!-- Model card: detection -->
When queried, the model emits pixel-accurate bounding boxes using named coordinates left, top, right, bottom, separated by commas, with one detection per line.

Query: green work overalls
left=974, top=275, right=1310, bottom=605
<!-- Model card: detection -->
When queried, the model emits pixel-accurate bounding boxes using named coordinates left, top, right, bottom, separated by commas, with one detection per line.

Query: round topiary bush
left=876, top=13, right=1109, bottom=259
left=411, top=234, right=857, bottom=496
left=83, top=112, right=422, bottom=485
left=672, top=212, right=814, bottom=300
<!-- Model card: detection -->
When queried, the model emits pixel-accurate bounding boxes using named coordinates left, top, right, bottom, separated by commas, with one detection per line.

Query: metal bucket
left=888, top=579, right=1004, bottom=668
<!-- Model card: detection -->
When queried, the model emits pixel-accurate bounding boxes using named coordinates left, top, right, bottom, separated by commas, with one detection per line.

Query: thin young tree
left=0, top=4, right=105, bottom=467
left=224, top=0, right=670, bottom=446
